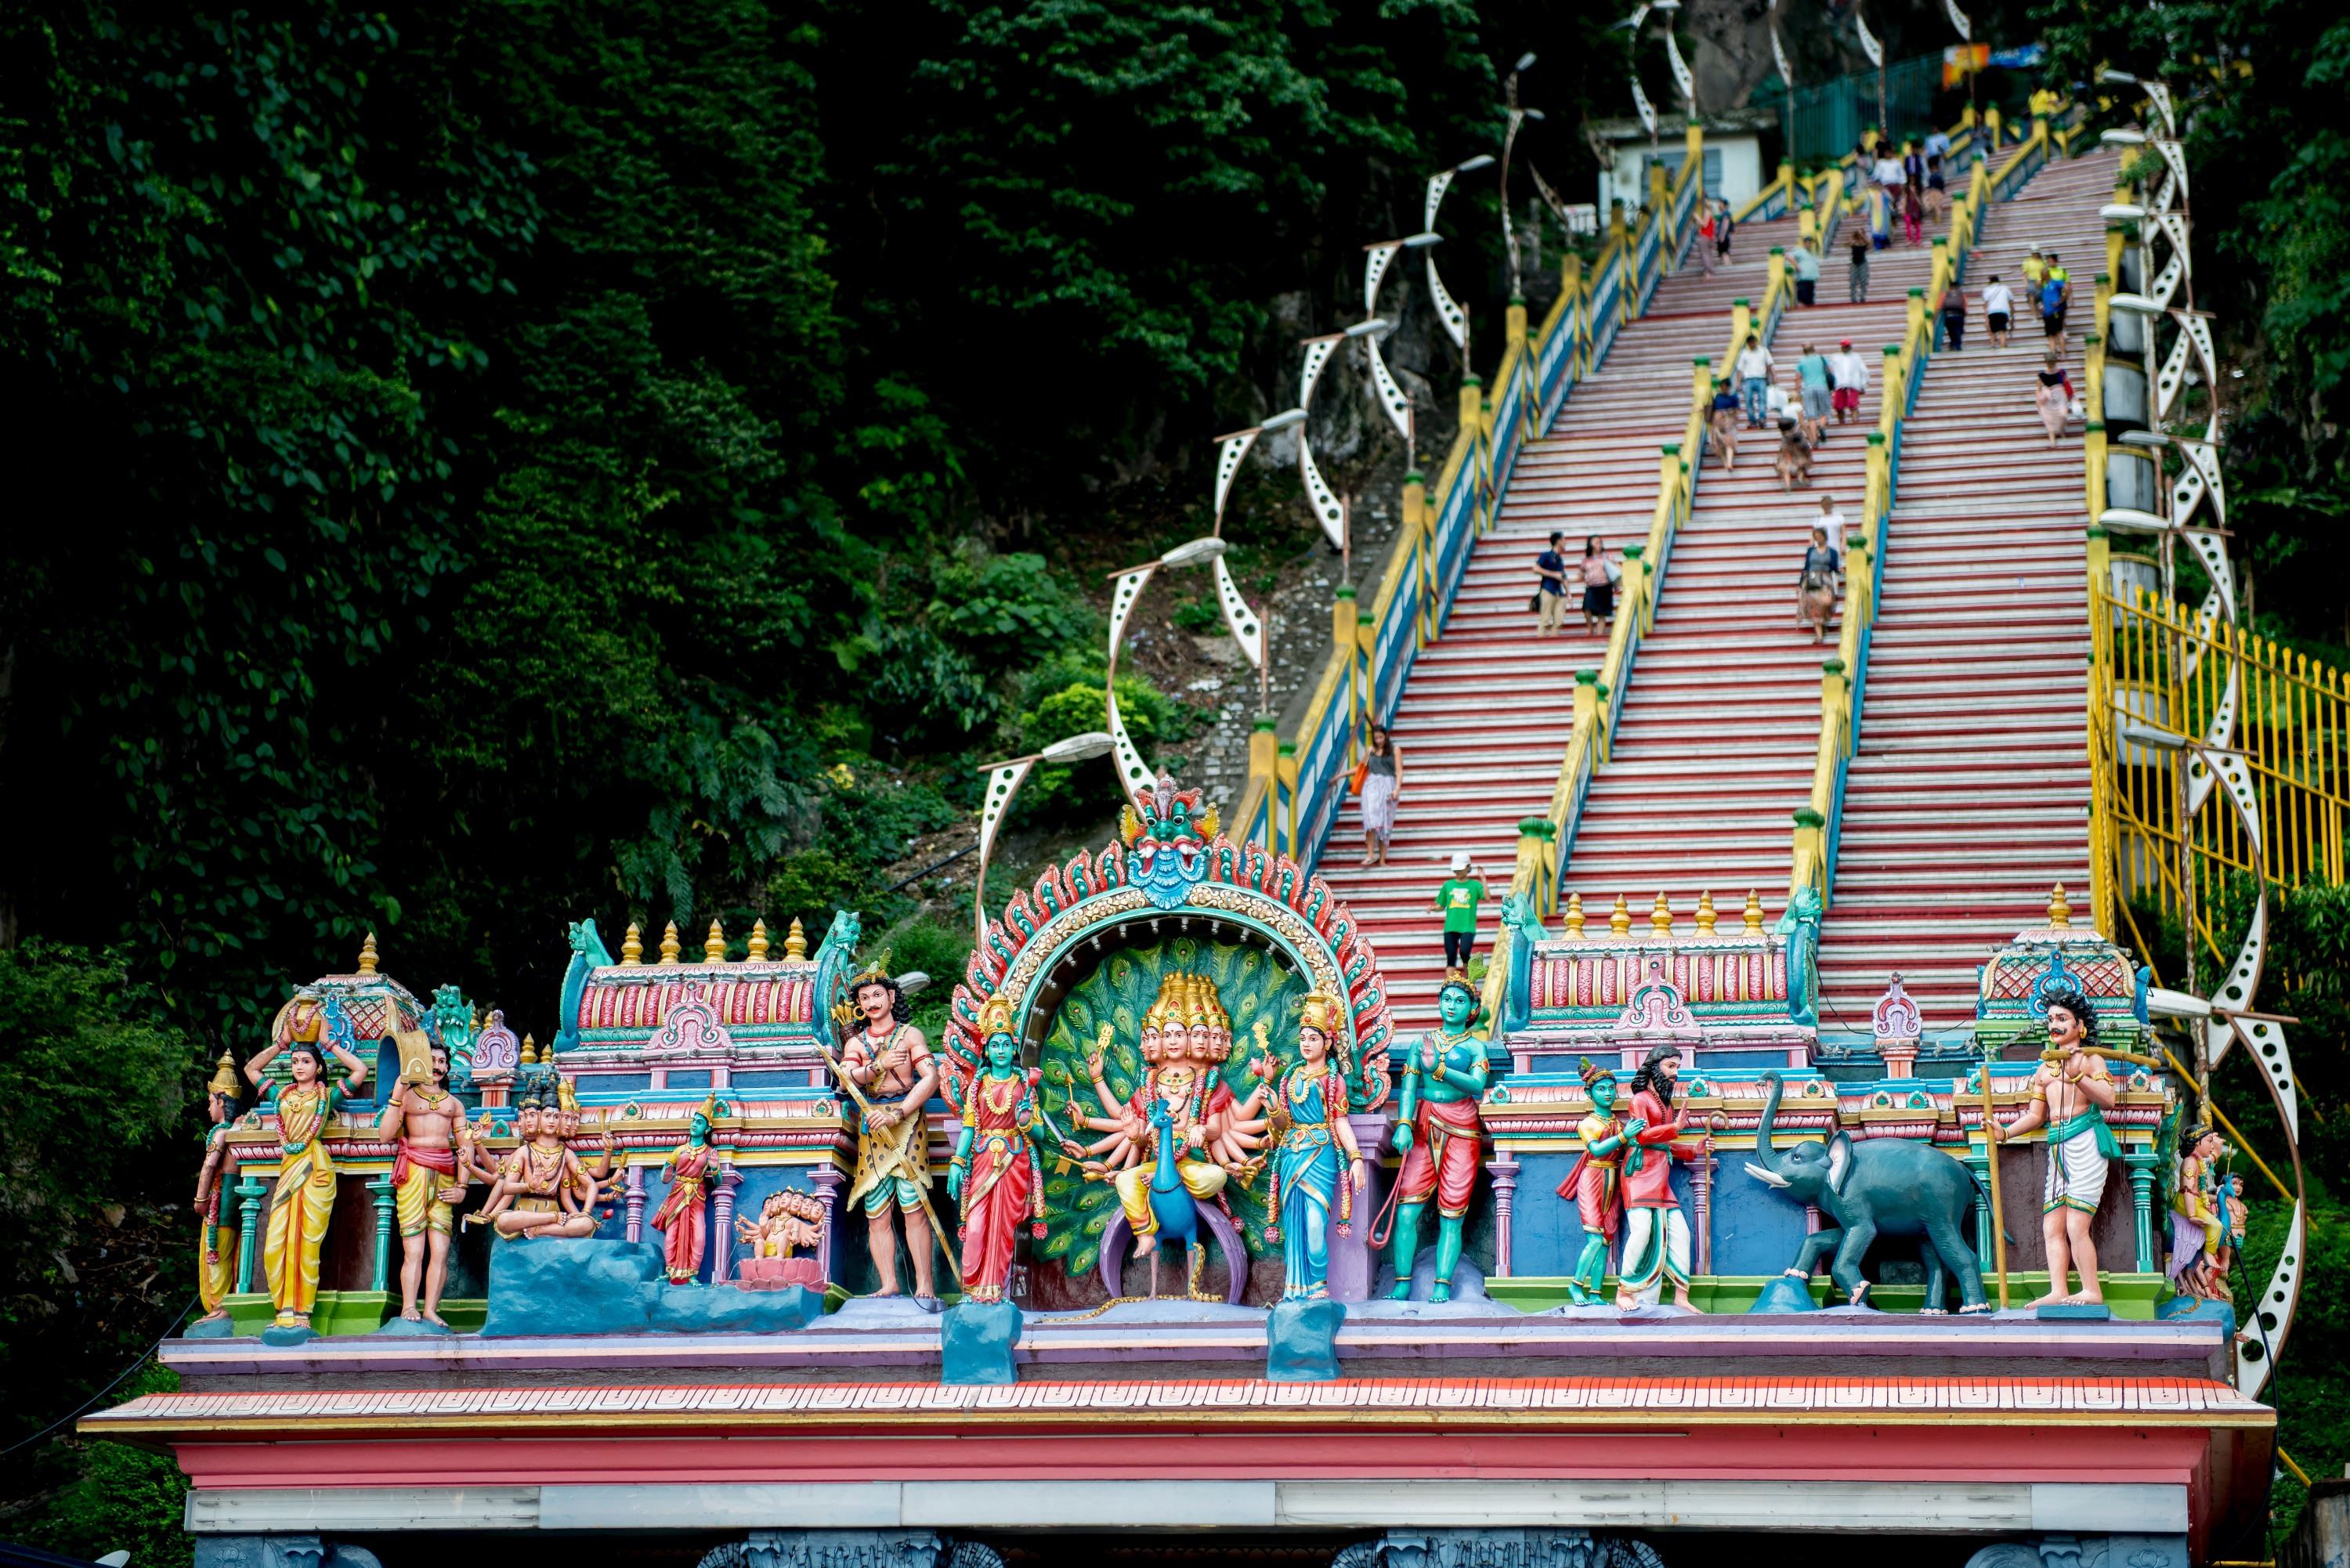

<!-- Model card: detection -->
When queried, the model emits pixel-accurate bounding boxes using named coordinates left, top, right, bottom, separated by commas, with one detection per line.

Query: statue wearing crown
left=1254, top=992, right=1365, bottom=1302
left=649, top=1094, right=725, bottom=1282
left=1088, top=972, right=1238, bottom=1271
left=832, top=956, right=944, bottom=1306
left=948, top=997, right=1051, bottom=1303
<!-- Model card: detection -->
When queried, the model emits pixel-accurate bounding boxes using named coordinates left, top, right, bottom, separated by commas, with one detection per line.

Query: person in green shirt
left=1431, top=852, right=1487, bottom=977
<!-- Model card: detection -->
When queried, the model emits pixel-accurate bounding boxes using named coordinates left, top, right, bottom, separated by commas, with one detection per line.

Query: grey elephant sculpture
left=1744, top=1069, right=1993, bottom=1313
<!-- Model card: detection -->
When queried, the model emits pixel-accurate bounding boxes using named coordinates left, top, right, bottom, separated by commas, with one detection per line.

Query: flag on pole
left=1854, top=9, right=1883, bottom=67
left=1943, top=0, right=1970, bottom=39
left=1632, top=76, right=1658, bottom=135
left=1772, top=27, right=1793, bottom=87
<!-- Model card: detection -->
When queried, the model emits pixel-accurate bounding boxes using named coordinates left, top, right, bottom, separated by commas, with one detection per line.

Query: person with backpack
left=1532, top=531, right=1569, bottom=637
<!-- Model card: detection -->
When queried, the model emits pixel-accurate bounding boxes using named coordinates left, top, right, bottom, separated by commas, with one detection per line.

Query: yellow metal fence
left=2088, top=581, right=2350, bottom=968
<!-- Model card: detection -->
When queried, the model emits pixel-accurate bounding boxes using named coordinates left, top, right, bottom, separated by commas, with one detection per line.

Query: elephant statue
left=1496, top=891, right=1549, bottom=1037
left=1744, top=1070, right=1993, bottom=1313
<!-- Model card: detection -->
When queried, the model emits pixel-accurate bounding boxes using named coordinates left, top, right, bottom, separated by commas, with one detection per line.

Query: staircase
left=1813, top=149, right=2121, bottom=1027
left=1558, top=219, right=1941, bottom=949
left=1318, top=211, right=1812, bottom=1033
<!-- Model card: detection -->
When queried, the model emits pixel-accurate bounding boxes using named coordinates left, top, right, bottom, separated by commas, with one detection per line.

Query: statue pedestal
left=2036, top=1301, right=2113, bottom=1321
left=1267, top=1298, right=1347, bottom=1382
left=1746, top=1274, right=1823, bottom=1313
left=940, top=1300, right=1022, bottom=1386
left=1328, top=1113, right=1394, bottom=1302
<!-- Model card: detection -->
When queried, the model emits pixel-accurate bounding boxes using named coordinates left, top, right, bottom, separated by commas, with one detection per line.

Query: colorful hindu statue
left=1111, top=974, right=1235, bottom=1260
left=2169, top=1125, right=2232, bottom=1303
left=1385, top=977, right=1488, bottom=1302
left=1994, top=986, right=2120, bottom=1306
left=556, top=1076, right=623, bottom=1209
left=1069, top=976, right=1177, bottom=1170
left=192, top=1050, right=245, bottom=1324
left=1258, top=992, right=1365, bottom=1302
left=1554, top=1057, right=1632, bottom=1306
left=649, top=1095, right=724, bottom=1283
left=374, top=1038, right=476, bottom=1324
left=244, top=1002, right=371, bottom=1334
left=472, top=1096, right=598, bottom=1241
left=946, top=997, right=1050, bottom=1304
left=836, top=961, right=942, bottom=1305
left=736, top=1189, right=824, bottom=1259
left=1615, top=1043, right=1694, bottom=1310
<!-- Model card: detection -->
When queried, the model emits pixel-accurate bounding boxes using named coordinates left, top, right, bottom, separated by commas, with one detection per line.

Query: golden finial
left=2048, top=883, right=2072, bottom=929
left=207, top=1049, right=240, bottom=1097
left=659, top=922, right=682, bottom=964
left=1650, top=892, right=1673, bottom=937
left=704, top=919, right=726, bottom=963
left=357, top=932, right=379, bottom=974
left=1610, top=894, right=1632, bottom=938
left=520, top=1034, right=538, bottom=1065
left=1696, top=891, right=1717, bottom=936
left=748, top=919, right=769, bottom=961
left=621, top=923, right=644, bottom=965
left=1564, top=892, right=1586, bottom=940
left=1744, top=889, right=1765, bottom=936
left=786, top=917, right=808, bottom=961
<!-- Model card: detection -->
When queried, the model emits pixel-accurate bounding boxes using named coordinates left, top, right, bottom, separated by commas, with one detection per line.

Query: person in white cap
left=1431, top=853, right=1488, bottom=978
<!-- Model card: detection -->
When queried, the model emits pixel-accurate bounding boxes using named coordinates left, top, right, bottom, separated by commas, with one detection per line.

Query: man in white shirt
left=1924, top=128, right=1953, bottom=162
left=1980, top=274, right=2015, bottom=349
left=1815, top=494, right=1849, bottom=547
left=1734, top=336, right=1775, bottom=428
left=1872, top=151, right=1904, bottom=190
left=1828, top=339, right=1870, bottom=425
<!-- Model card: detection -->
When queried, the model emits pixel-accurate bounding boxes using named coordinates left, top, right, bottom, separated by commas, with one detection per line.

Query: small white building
left=1589, top=109, right=1777, bottom=219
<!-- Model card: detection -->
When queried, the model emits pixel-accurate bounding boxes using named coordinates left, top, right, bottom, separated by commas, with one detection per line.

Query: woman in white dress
left=1358, top=724, right=1401, bottom=866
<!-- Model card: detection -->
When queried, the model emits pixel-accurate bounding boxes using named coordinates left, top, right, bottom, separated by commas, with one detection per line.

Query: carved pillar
left=2125, top=1152, right=2160, bottom=1274
left=367, top=1175, right=396, bottom=1293
left=710, top=1162, right=742, bottom=1284
left=1965, top=1148, right=1993, bottom=1266
left=1690, top=1137, right=1714, bottom=1277
left=234, top=1173, right=267, bottom=1294
left=1488, top=1151, right=1519, bottom=1278
left=625, top=1164, right=648, bottom=1245
left=810, top=1163, right=846, bottom=1288
left=1329, top=1111, right=1394, bottom=1302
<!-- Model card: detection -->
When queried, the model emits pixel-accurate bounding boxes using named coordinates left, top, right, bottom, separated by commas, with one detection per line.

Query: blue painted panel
left=730, top=1069, right=811, bottom=1089
left=1710, top=1166, right=1816, bottom=1277
left=665, top=1071, right=713, bottom=1090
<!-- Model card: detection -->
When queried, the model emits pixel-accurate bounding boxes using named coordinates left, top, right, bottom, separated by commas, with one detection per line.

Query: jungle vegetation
left=2, top=0, right=2347, bottom=1555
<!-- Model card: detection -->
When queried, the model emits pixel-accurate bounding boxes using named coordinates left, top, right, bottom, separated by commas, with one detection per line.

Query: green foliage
left=1013, top=661, right=1193, bottom=821
left=0, top=945, right=194, bottom=1309
left=9, top=1365, right=191, bottom=1568
left=866, top=914, right=978, bottom=1043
